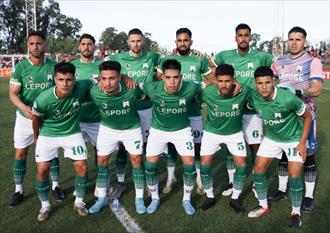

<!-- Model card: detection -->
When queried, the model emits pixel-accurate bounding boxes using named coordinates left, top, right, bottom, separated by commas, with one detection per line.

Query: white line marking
left=109, top=203, right=145, bottom=233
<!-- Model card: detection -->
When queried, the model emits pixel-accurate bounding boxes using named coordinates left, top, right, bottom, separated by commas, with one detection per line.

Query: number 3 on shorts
left=186, top=141, right=193, bottom=150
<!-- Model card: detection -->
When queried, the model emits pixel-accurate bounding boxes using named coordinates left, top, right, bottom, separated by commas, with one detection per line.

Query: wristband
left=295, top=89, right=303, bottom=98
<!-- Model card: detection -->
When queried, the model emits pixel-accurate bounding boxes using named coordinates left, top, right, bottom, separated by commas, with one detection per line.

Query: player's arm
left=32, top=114, right=41, bottom=144
left=302, top=79, right=323, bottom=98
left=296, top=107, right=312, bottom=162
left=9, top=84, right=34, bottom=119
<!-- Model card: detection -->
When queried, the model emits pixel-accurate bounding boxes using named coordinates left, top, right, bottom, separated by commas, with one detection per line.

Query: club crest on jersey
left=296, top=65, right=303, bottom=72
left=190, top=65, right=196, bottom=72
left=275, top=113, right=282, bottom=118
left=232, top=104, right=239, bottom=110
left=159, top=100, right=165, bottom=107
left=143, top=63, right=148, bottom=69
left=73, top=101, right=79, bottom=108
left=248, top=63, right=254, bottom=69
left=179, top=98, right=186, bottom=106
left=47, top=74, right=53, bottom=81
left=123, top=101, right=130, bottom=108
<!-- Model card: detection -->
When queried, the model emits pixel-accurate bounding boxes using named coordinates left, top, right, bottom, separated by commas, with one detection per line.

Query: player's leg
left=145, top=127, right=166, bottom=214
left=162, top=143, right=178, bottom=194
left=172, top=127, right=196, bottom=215
left=123, top=127, right=146, bottom=214
left=268, top=153, right=288, bottom=202
left=114, top=143, right=127, bottom=194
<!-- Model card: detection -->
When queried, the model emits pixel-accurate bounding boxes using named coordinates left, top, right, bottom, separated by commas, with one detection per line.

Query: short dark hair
left=235, top=23, right=251, bottom=34
left=79, top=33, right=95, bottom=44
left=215, top=64, right=235, bottom=77
left=99, top=61, right=121, bottom=73
left=254, top=66, right=274, bottom=79
left=288, top=26, right=307, bottom=38
left=176, top=28, right=192, bottom=38
left=54, top=62, right=75, bottom=76
left=28, top=31, right=46, bottom=40
left=162, top=59, right=181, bottom=72
left=128, top=28, right=143, bottom=36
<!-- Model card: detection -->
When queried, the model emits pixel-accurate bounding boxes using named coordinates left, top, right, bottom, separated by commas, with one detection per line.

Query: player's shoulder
left=217, top=49, right=236, bottom=57
left=45, top=58, right=57, bottom=66
left=71, top=58, right=80, bottom=65
left=36, top=86, right=54, bottom=101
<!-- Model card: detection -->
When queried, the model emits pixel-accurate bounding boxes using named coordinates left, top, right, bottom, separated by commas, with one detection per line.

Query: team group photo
left=1, top=1, right=329, bottom=233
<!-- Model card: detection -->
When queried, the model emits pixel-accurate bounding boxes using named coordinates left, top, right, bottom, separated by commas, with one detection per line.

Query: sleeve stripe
left=202, top=69, right=212, bottom=76
left=9, top=80, right=21, bottom=86
left=308, top=77, right=324, bottom=81
left=210, top=58, right=218, bottom=67
left=296, top=103, right=306, bottom=116
left=157, top=68, right=163, bottom=74
left=32, top=108, right=43, bottom=116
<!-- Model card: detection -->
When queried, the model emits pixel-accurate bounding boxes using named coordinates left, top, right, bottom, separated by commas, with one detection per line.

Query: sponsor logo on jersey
left=213, top=104, right=218, bottom=110
left=123, top=101, right=130, bottom=107
left=275, top=112, right=281, bottom=118
left=73, top=101, right=79, bottom=108
left=235, top=70, right=254, bottom=78
left=25, top=82, right=52, bottom=90
left=159, top=100, right=165, bottom=107
left=279, top=73, right=304, bottom=82
left=248, top=63, right=254, bottom=69
left=143, top=63, right=148, bottom=69
left=28, top=76, right=33, bottom=82
left=190, top=65, right=196, bottom=72
left=211, top=110, right=241, bottom=117
left=179, top=98, right=186, bottom=106
left=182, top=73, right=197, bottom=81
left=264, top=118, right=285, bottom=125
left=104, top=109, right=131, bottom=116
left=126, top=63, right=131, bottom=69
left=232, top=104, right=239, bottom=110
left=102, top=102, right=108, bottom=109
left=156, top=106, right=187, bottom=114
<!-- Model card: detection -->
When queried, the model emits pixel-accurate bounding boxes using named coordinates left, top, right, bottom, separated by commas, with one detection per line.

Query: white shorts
left=14, top=111, right=34, bottom=148
left=35, top=133, right=87, bottom=162
left=242, top=114, right=263, bottom=145
left=97, top=125, right=143, bottom=156
left=189, top=116, right=203, bottom=144
left=257, top=137, right=304, bottom=163
left=200, top=131, right=247, bottom=157
left=138, top=108, right=152, bottom=143
left=80, top=122, right=100, bottom=146
left=146, top=127, right=194, bottom=157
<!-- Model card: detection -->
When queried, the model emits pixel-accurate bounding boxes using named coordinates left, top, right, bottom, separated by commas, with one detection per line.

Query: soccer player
left=198, top=64, right=250, bottom=213
left=210, top=23, right=274, bottom=197
left=32, top=62, right=90, bottom=221
left=71, top=34, right=102, bottom=196
left=142, top=59, right=213, bottom=215
left=88, top=61, right=146, bottom=215
left=105, top=28, right=160, bottom=197
left=8, top=31, right=64, bottom=207
left=247, top=66, right=311, bottom=228
left=157, top=28, right=213, bottom=195
left=269, top=26, right=323, bottom=211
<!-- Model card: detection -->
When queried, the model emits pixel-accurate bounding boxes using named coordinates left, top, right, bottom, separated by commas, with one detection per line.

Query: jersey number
left=237, top=142, right=245, bottom=151
left=71, top=145, right=86, bottom=155
left=134, top=140, right=141, bottom=149
left=186, top=141, right=193, bottom=150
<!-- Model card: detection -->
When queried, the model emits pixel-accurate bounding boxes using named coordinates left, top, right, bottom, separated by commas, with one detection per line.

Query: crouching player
left=247, top=66, right=311, bottom=228
left=88, top=61, right=146, bottom=214
left=32, top=62, right=91, bottom=221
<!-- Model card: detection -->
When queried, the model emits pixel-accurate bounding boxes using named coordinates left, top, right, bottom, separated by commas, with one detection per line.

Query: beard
left=82, top=50, right=93, bottom=58
left=237, top=43, right=249, bottom=52
left=177, top=46, right=190, bottom=56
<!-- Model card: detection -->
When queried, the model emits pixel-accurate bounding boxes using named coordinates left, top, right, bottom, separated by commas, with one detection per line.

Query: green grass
left=0, top=78, right=329, bottom=233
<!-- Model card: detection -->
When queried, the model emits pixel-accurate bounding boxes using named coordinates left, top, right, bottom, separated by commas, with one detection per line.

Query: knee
left=130, top=155, right=142, bottom=167
left=15, top=149, right=28, bottom=160
left=97, top=156, right=109, bottom=166
left=76, top=163, right=87, bottom=176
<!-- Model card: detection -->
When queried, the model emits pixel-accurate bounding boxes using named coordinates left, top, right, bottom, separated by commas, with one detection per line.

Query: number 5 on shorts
left=237, top=142, right=245, bottom=151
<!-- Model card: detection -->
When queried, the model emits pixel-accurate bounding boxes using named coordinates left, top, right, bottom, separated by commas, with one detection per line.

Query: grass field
left=0, top=78, right=329, bottom=233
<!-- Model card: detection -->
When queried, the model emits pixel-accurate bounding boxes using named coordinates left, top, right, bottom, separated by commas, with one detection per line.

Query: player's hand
left=98, top=79, right=106, bottom=92
left=192, top=49, right=206, bottom=58
left=296, top=143, right=307, bottom=162
left=121, top=75, right=137, bottom=90
left=171, top=48, right=178, bottom=56
left=233, top=81, right=242, bottom=96
left=22, top=105, right=34, bottom=119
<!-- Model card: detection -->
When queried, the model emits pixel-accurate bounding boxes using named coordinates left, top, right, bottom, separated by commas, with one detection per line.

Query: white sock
left=15, top=184, right=23, bottom=194
left=183, top=184, right=193, bottom=201
left=278, top=175, right=288, bottom=192
left=117, top=173, right=125, bottom=183
left=228, top=169, right=235, bottom=184
left=75, top=197, right=84, bottom=204
left=41, top=200, right=51, bottom=209
left=167, top=166, right=176, bottom=182
left=148, top=184, right=159, bottom=200
left=291, top=206, right=301, bottom=215
left=95, top=187, right=107, bottom=198
left=259, top=199, right=268, bottom=209
left=304, top=181, right=315, bottom=198
left=135, top=188, right=144, bottom=198
left=196, top=168, right=202, bottom=188
left=231, top=188, right=241, bottom=200
left=204, top=188, right=214, bottom=198
left=52, top=181, right=59, bottom=190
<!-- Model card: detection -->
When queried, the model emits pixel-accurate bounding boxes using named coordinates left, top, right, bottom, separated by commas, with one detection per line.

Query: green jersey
left=71, top=58, right=102, bottom=123
left=158, top=53, right=212, bottom=117
left=10, top=58, right=56, bottom=117
left=213, top=48, right=273, bottom=114
left=248, top=87, right=305, bottom=142
left=32, top=80, right=92, bottom=137
left=89, top=82, right=142, bottom=130
left=141, top=80, right=202, bottom=132
left=202, top=84, right=250, bottom=135
left=107, top=51, right=160, bottom=110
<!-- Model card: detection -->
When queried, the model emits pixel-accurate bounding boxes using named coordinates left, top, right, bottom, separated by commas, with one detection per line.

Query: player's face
left=288, top=32, right=306, bottom=56
left=176, top=33, right=192, bottom=56
left=100, top=70, right=121, bottom=94
left=216, top=75, right=235, bottom=95
left=235, top=29, right=251, bottom=51
left=128, top=34, right=143, bottom=54
left=79, top=38, right=95, bottom=58
left=55, top=72, right=75, bottom=97
left=27, top=35, right=46, bottom=59
left=162, top=69, right=182, bottom=94
left=255, top=76, right=275, bottom=99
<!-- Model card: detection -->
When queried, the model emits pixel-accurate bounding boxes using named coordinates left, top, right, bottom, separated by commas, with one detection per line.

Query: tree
left=99, top=27, right=118, bottom=50
left=143, top=32, right=159, bottom=52
left=0, top=0, right=82, bottom=54
left=250, top=33, right=261, bottom=50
